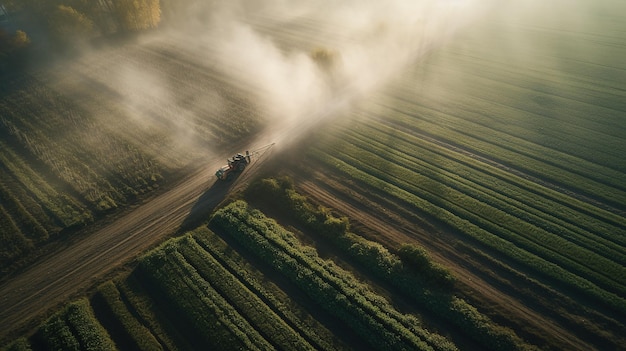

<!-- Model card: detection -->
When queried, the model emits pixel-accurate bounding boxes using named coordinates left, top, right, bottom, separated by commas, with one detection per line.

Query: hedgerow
left=34, top=298, right=116, bottom=351
left=139, top=243, right=272, bottom=351
left=211, top=200, right=457, bottom=351
left=191, top=226, right=344, bottom=351
left=246, top=177, right=536, bottom=351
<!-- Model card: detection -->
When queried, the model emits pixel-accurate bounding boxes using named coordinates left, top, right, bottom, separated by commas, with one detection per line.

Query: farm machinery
left=215, top=143, right=274, bottom=181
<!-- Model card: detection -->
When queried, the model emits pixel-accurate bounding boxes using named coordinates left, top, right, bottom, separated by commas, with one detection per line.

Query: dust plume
left=177, top=0, right=493, bottom=148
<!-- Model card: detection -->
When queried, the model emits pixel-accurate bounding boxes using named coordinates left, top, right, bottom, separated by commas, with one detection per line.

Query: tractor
left=215, top=151, right=251, bottom=181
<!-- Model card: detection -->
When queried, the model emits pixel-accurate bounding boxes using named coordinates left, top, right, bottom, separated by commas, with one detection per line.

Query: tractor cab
left=215, top=165, right=231, bottom=180
left=215, top=151, right=251, bottom=180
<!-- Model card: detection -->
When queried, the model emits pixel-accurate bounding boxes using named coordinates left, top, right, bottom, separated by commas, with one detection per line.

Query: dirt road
left=0, top=149, right=263, bottom=342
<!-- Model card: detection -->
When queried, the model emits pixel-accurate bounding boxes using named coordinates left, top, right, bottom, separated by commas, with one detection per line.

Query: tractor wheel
left=238, top=163, right=246, bottom=171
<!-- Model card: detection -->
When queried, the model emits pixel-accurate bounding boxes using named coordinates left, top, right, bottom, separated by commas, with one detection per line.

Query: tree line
left=0, top=0, right=161, bottom=71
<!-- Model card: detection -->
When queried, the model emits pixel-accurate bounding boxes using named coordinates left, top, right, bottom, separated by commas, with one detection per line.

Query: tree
left=113, top=0, right=160, bottom=32
left=47, top=5, right=94, bottom=46
left=0, top=29, right=30, bottom=68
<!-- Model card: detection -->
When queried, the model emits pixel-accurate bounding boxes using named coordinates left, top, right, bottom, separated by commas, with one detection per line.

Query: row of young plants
left=334, top=123, right=626, bottom=292
left=246, top=177, right=536, bottom=351
left=139, top=242, right=274, bottom=351
left=0, top=137, right=88, bottom=267
left=175, top=234, right=316, bottom=351
left=309, top=147, right=626, bottom=317
left=0, top=82, right=160, bottom=211
left=0, top=182, right=48, bottom=243
left=353, top=118, right=626, bottom=245
left=188, top=227, right=345, bottom=351
left=93, top=281, right=162, bottom=351
left=377, top=95, right=626, bottom=209
left=0, top=139, right=90, bottom=228
left=408, top=55, right=626, bottom=173
left=393, top=38, right=626, bottom=191
left=211, top=200, right=457, bottom=351
left=428, top=42, right=626, bottom=145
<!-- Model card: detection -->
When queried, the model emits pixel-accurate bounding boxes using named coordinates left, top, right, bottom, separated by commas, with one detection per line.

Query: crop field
left=1, top=1, right=625, bottom=350
left=5, top=195, right=544, bottom=351
left=289, top=3, right=626, bottom=350
left=0, top=41, right=264, bottom=270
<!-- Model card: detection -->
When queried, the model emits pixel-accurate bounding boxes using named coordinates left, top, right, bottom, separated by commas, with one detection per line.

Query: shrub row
left=211, top=200, right=457, bottom=351
left=95, top=281, right=162, bottom=351
left=248, top=177, right=535, bottom=351
left=139, top=242, right=272, bottom=351
left=176, top=234, right=315, bottom=351
left=191, top=227, right=344, bottom=351
left=35, top=298, right=116, bottom=351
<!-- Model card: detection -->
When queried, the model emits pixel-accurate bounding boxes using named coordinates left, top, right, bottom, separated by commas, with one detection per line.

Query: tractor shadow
left=179, top=176, right=238, bottom=233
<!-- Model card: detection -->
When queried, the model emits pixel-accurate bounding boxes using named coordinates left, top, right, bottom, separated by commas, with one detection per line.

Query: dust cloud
left=168, top=0, right=493, bottom=149
left=46, top=0, right=497, bottom=163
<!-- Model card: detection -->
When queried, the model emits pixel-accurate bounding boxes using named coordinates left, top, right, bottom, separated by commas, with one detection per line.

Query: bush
left=47, top=5, right=94, bottom=46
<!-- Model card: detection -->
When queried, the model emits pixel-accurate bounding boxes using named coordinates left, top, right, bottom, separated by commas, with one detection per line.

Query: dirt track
left=0, top=149, right=257, bottom=342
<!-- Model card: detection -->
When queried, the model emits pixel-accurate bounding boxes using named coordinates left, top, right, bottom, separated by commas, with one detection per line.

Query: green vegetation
left=34, top=298, right=116, bottom=351
left=247, top=177, right=535, bottom=351
left=3, top=219, right=353, bottom=351
left=298, top=19, right=626, bottom=318
left=94, top=282, right=162, bottom=351
left=211, top=200, right=457, bottom=351
left=0, top=59, right=262, bottom=270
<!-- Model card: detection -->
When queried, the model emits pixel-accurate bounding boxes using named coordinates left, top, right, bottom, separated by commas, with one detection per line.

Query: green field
left=296, top=2, right=626, bottom=349
left=4, top=195, right=541, bottom=350
left=0, top=67, right=262, bottom=270
left=1, top=1, right=625, bottom=350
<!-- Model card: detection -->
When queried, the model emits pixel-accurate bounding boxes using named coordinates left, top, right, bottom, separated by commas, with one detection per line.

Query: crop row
left=337, top=123, right=626, bottom=282
left=190, top=227, right=342, bottom=351
left=140, top=243, right=273, bottom=350
left=427, top=46, right=626, bottom=136
left=176, top=234, right=316, bottom=351
left=376, top=95, right=626, bottom=209
left=246, top=176, right=536, bottom=351
left=405, top=57, right=626, bottom=171
left=0, top=139, right=90, bottom=228
left=94, top=281, right=162, bottom=351
left=34, top=298, right=116, bottom=351
left=319, top=135, right=626, bottom=296
left=355, top=119, right=626, bottom=242
left=310, top=147, right=626, bottom=316
left=211, top=200, right=457, bottom=351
